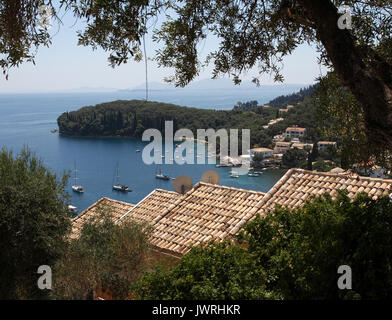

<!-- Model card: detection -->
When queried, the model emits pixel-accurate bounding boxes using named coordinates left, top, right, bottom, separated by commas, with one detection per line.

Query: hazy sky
left=0, top=8, right=327, bottom=93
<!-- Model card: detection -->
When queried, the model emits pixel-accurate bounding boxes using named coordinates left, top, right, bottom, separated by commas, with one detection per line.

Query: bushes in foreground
left=134, top=192, right=392, bottom=300
left=52, top=208, right=152, bottom=300
left=132, top=242, right=279, bottom=300
left=0, top=148, right=71, bottom=299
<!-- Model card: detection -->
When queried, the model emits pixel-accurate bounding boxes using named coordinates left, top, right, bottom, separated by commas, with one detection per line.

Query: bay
left=0, top=90, right=289, bottom=213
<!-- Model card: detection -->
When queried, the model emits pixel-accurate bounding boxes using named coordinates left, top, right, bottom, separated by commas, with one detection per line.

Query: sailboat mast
left=116, top=162, right=120, bottom=184
left=74, top=161, right=77, bottom=185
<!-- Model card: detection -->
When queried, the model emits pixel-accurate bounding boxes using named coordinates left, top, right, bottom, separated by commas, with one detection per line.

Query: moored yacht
left=72, top=161, right=84, bottom=193
left=155, top=164, right=171, bottom=180
left=112, top=184, right=131, bottom=192
left=112, top=162, right=132, bottom=192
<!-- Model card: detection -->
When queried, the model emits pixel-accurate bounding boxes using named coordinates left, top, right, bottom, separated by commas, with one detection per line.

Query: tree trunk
left=298, top=0, right=392, bottom=151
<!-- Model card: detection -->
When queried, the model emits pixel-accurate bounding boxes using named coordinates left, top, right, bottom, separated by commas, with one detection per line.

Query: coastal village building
left=273, top=134, right=286, bottom=143
left=317, top=141, right=337, bottom=151
left=72, top=184, right=266, bottom=257
left=263, top=117, right=284, bottom=129
left=353, top=161, right=389, bottom=179
left=250, top=147, right=274, bottom=159
left=116, top=189, right=181, bottom=226
left=291, top=142, right=313, bottom=150
left=274, top=141, right=291, bottom=154
left=285, top=126, right=306, bottom=139
left=121, top=183, right=266, bottom=257
left=258, top=169, right=392, bottom=211
left=279, top=105, right=295, bottom=114
left=72, top=169, right=392, bottom=257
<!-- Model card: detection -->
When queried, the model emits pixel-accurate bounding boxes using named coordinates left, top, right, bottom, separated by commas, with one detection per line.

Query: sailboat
left=112, top=162, right=132, bottom=192
left=155, top=164, right=171, bottom=180
left=72, top=161, right=84, bottom=193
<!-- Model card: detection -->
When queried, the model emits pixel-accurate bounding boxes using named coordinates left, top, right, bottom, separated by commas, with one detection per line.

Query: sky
left=0, top=7, right=327, bottom=94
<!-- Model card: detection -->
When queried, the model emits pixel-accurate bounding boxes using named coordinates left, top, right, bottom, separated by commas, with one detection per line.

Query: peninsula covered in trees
left=58, top=99, right=272, bottom=148
left=57, top=85, right=320, bottom=149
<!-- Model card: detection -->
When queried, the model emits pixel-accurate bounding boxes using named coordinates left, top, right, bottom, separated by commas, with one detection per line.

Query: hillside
left=267, top=84, right=318, bottom=108
left=57, top=85, right=323, bottom=148
left=57, top=100, right=273, bottom=148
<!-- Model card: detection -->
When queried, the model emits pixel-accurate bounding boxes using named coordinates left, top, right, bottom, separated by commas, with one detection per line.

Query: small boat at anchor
left=68, top=205, right=78, bottom=215
left=155, top=164, right=171, bottom=180
left=248, top=172, right=260, bottom=177
left=230, top=170, right=239, bottom=178
left=112, top=162, right=132, bottom=192
left=72, top=161, right=84, bottom=193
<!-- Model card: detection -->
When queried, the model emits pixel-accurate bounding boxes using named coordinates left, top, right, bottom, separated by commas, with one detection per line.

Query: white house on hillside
left=317, top=141, right=337, bottom=151
left=250, top=148, right=274, bottom=159
left=285, top=126, right=306, bottom=139
left=274, top=142, right=291, bottom=154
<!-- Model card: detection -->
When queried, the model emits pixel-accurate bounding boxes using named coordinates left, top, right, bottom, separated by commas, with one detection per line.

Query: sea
left=0, top=88, right=297, bottom=213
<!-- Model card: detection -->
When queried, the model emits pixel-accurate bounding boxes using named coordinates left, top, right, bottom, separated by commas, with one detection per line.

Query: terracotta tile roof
left=318, top=141, right=337, bottom=145
left=73, top=169, right=392, bottom=256
left=71, top=197, right=135, bottom=240
left=259, top=169, right=392, bottom=213
left=276, top=142, right=291, bottom=147
left=286, top=127, right=306, bottom=132
left=147, top=183, right=266, bottom=256
left=250, top=147, right=274, bottom=152
left=116, top=189, right=182, bottom=225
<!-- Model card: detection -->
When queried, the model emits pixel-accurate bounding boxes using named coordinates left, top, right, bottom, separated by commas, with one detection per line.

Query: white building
left=274, top=142, right=291, bottom=154
left=285, top=126, right=306, bottom=139
left=317, top=141, right=337, bottom=151
left=291, top=142, right=313, bottom=150
left=250, top=148, right=274, bottom=159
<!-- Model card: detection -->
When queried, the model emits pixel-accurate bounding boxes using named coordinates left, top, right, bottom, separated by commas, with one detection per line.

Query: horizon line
left=0, top=82, right=314, bottom=95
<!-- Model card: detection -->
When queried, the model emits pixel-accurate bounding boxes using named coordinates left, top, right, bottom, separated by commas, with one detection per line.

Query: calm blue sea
left=0, top=90, right=291, bottom=213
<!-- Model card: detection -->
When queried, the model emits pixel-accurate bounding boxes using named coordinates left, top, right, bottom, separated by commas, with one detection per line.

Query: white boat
left=72, top=185, right=84, bottom=192
left=136, top=149, right=141, bottom=152
left=112, top=162, right=132, bottom=192
left=155, top=165, right=171, bottom=180
left=113, top=184, right=131, bottom=192
left=72, top=161, right=84, bottom=193
left=156, top=173, right=171, bottom=180
left=248, top=172, right=260, bottom=177
left=68, top=205, right=78, bottom=214
left=230, top=170, right=239, bottom=178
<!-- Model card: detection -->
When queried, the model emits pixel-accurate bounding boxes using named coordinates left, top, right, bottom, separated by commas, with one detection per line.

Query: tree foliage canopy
left=53, top=207, right=152, bottom=300
left=133, top=241, right=279, bottom=300
left=240, top=191, right=392, bottom=299
left=282, top=147, right=308, bottom=168
left=0, top=147, right=71, bottom=299
left=57, top=99, right=274, bottom=149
